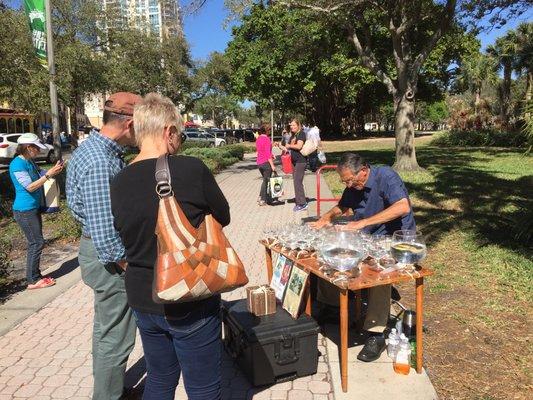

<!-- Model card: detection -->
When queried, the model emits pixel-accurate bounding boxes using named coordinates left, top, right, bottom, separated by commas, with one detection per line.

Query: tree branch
left=389, top=17, right=404, bottom=69
left=277, top=0, right=360, bottom=13
left=182, top=0, right=209, bottom=16
left=349, top=28, right=396, bottom=95
left=411, top=0, right=457, bottom=81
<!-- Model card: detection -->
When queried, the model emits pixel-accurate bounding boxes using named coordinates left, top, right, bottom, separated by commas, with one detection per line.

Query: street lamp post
left=270, top=99, right=274, bottom=142
left=45, top=0, right=61, bottom=160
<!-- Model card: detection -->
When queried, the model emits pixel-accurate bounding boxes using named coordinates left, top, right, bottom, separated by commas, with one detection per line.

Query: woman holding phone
left=8, top=133, right=64, bottom=289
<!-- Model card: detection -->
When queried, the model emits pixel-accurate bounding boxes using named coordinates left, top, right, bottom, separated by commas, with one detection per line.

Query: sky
left=6, top=0, right=533, bottom=60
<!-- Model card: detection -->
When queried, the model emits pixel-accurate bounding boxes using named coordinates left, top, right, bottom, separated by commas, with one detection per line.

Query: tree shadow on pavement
left=0, top=278, right=26, bottom=305
left=0, top=257, right=79, bottom=304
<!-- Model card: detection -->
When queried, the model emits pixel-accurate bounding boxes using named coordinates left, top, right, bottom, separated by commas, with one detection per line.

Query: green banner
left=23, top=0, right=48, bottom=69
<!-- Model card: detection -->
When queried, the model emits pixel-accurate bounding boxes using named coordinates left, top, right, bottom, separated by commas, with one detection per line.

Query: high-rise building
left=101, top=0, right=183, bottom=39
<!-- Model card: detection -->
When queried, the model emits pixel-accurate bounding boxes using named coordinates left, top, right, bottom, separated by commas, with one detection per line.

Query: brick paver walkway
left=0, top=153, right=334, bottom=399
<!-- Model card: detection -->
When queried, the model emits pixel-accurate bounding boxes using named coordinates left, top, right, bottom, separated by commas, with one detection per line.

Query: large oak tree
left=223, top=0, right=531, bottom=170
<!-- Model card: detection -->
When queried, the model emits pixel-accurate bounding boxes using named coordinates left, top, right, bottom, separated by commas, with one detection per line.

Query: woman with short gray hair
left=111, top=93, right=229, bottom=400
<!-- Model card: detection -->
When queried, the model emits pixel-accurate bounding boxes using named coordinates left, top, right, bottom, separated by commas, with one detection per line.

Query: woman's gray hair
left=16, top=144, right=32, bottom=157
left=133, top=93, right=182, bottom=147
left=337, top=153, right=368, bottom=173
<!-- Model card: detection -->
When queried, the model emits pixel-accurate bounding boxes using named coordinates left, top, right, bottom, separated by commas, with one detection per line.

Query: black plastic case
left=222, top=299, right=320, bottom=386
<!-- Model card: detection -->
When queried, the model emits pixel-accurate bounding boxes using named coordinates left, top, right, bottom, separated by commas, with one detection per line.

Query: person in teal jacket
left=9, top=133, right=64, bottom=289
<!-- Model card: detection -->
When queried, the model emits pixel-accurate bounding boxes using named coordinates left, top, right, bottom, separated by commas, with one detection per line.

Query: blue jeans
left=13, top=209, right=44, bottom=284
left=133, top=296, right=222, bottom=400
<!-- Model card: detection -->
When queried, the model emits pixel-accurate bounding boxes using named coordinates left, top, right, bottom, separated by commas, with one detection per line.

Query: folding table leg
left=340, top=289, right=349, bottom=392
left=265, top=248, right=273, bottom=282
left=305, top=278, right=312, bottom=316
left=415, top=277, right=424, bottom=374
left=354, top=289, right=362, bottom=329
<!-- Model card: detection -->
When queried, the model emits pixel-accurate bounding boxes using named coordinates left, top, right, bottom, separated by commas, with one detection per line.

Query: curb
left=0, top=251, right=80, bottom=336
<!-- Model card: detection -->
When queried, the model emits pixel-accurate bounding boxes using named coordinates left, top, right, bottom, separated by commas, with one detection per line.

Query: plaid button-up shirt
left=66, top=131, right=126, bottom=264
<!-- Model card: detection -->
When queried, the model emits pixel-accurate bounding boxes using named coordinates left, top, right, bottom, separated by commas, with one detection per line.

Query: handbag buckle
left=155, top=182, right=173, bottom=198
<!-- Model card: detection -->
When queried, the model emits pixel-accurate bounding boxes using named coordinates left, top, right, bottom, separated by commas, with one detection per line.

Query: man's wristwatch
left=44, top=174, right=50, bottom=180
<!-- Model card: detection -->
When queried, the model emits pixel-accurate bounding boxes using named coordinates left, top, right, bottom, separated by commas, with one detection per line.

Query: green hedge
left=0, top=237, right=11, bottom=284
left=431, top=129, right=528, bottom=148
left=180, top=141, right=212, bottom=151
left=0, top=171, right=14, bottom=218
left=181, top=144, right=246, bottom=172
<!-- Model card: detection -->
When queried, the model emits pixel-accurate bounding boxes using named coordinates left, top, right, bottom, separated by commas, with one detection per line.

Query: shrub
left=180, top=141, right=211, bottom=151
left=180, top=144, right=246, bottom=173
left=45, top=204, right=81, bottom=241
left=431, top=129, right=528, bottom=148
left=0, top=237, right=12, bottom=283
left=0, top=170, right=15, bottom=218
left=223, top=144, right=247, bottom=160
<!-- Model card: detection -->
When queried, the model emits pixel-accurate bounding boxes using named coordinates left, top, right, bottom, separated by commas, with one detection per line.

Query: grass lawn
left=322, top=137, right=532, bottom=400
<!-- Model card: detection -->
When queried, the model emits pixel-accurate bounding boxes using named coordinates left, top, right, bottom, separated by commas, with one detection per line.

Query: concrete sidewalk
left=0, top=152, right=437, bottom=399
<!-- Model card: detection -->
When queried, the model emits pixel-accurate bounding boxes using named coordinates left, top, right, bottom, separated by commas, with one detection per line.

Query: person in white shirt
left=306, top=126, right=321, bottom=172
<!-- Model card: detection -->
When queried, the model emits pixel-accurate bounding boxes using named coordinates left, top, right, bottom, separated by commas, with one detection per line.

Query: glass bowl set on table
left=390, top=230, right=427, bottom=268
left=262, top=225, right=427, bottom=282
left=316, top=231, right=367, bottom=287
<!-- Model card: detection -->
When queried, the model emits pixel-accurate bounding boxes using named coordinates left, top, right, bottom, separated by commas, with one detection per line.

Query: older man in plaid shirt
left=67, top=92, right=141, bottom=400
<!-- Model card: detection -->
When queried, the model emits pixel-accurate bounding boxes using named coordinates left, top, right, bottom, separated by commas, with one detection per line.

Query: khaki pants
left=316, top=279, right=391, bottom=333
left=78, top=237, right=137, bottom=400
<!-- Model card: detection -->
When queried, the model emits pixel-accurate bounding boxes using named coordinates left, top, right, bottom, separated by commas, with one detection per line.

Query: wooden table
left=260, top=240, right=434, bottom=393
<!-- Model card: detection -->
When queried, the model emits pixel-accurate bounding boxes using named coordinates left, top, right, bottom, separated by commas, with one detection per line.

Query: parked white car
left=205, top=132, right=226, bottom=147
left=183, top=128, right=226, bottom=147
left=0, top=133, right=57, bottom=164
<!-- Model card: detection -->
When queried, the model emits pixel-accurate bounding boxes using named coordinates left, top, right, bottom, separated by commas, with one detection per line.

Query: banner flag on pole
left=23, top=0, right=48, bottom=69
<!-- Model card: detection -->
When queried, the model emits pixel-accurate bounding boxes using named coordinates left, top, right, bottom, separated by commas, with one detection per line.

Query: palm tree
left=513, top=23, right=533, bottom=107
left=487, top=32, right=517, bottom=128
left=457, top=52, right=498, bottom=116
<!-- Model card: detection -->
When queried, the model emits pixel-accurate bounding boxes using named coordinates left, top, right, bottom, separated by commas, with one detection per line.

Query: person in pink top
left=255, top=123, right=276, bottom=206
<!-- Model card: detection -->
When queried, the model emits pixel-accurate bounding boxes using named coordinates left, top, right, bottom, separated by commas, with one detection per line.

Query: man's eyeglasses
left=340, top=167, right=367, bottom=186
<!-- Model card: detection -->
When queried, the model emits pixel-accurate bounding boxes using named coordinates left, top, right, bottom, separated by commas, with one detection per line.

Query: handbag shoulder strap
left=155, top=154, right=173, bottom=198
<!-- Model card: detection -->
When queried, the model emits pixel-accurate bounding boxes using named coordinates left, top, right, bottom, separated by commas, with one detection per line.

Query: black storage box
left=222, top=299, right=320, bottom=386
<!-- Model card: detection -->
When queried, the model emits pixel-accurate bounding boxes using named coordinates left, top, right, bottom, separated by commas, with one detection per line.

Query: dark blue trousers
left=133, top=296, right=222, bottom=400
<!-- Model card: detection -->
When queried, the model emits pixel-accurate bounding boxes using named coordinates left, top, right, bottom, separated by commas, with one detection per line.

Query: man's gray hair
left=337, top=153, right=368, bottom=173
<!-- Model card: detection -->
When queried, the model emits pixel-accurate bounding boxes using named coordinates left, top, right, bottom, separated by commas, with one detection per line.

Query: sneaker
left=357, top=335, right=386, bottom=362
left=293, top=203, right=309, bottom=212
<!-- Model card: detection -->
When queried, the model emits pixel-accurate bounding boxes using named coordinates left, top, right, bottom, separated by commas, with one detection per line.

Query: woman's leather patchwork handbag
left=153, top=154, right=248, bottom=303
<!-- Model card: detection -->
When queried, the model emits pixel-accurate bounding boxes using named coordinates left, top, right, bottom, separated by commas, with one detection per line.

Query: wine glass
left=391, top=230, right=427, bottom=267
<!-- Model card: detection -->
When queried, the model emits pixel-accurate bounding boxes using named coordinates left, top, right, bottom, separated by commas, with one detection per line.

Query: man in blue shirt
left=66, top=92, right=140, bottom=400
left=311, top=153, right=416, bottom=362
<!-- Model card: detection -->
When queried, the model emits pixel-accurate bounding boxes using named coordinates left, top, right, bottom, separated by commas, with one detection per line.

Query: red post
left=316, top=165, right=340, bottom=217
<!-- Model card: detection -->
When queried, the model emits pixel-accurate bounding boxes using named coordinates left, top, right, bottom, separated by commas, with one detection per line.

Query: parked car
left=183, top=128, right=226, bottom=147
left=0, top=133, right=57, bottom=164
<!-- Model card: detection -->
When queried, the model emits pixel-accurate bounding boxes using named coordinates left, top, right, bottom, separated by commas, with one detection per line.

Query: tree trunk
left=526, top=71, right=532, bottom=120
left=393, top=93, right=420, bottom=171
left=500, top=63, right=512, bottom=129
left=474, top=89, right=481, bottom=116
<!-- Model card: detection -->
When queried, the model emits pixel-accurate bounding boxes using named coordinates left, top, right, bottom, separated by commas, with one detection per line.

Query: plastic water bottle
left=395, top=319, right=403, bottom=335
left=387, top=328, right=400, bottom=359
left=393, top=336, right=411, bottom=375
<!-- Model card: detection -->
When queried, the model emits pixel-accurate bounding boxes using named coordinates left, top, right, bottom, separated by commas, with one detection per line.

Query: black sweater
left=110, top=155, right=230, bottom=316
